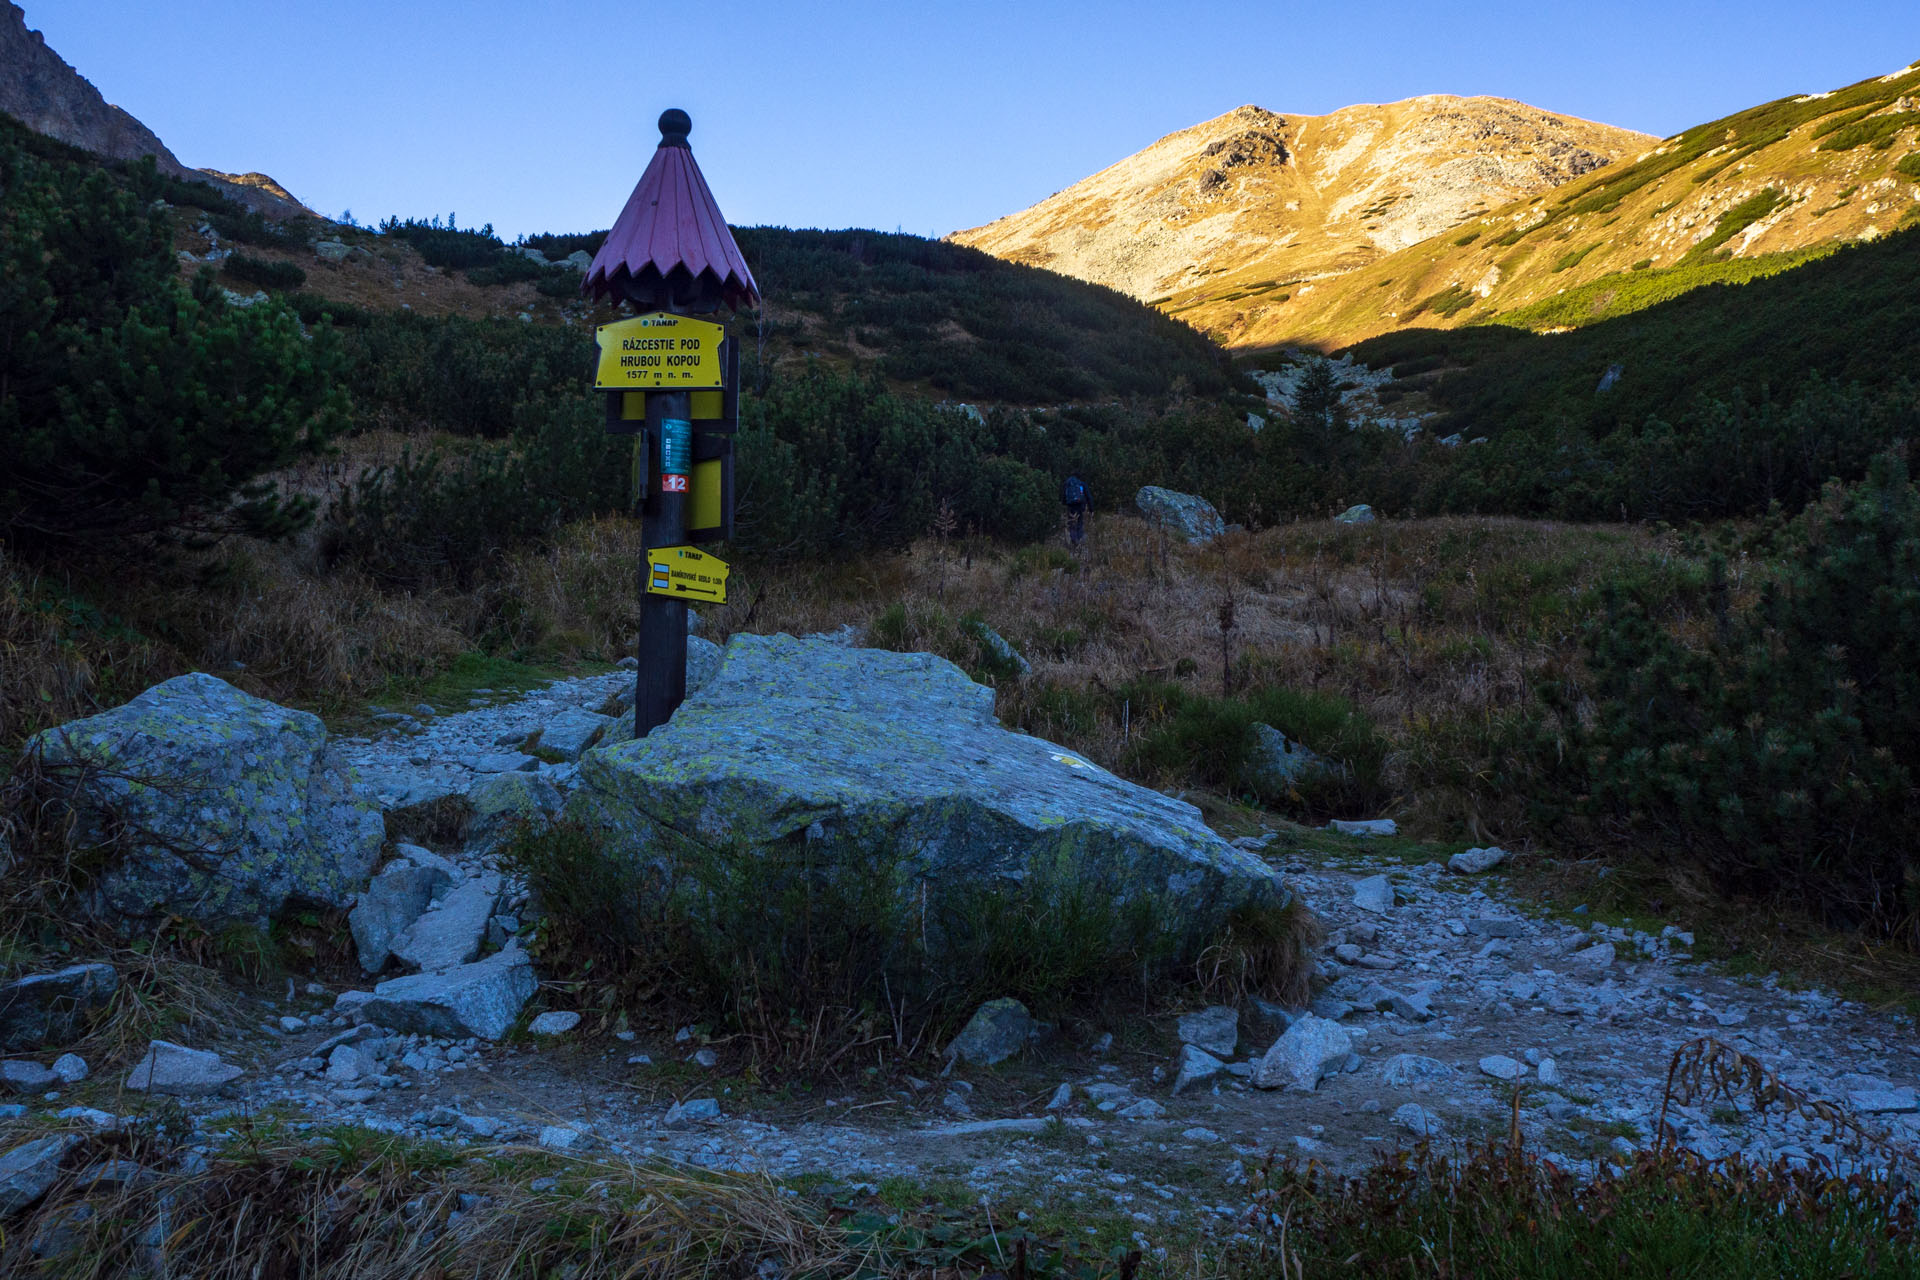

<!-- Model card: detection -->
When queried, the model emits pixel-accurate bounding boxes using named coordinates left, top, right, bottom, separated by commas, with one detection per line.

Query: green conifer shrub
left=1567, top=452, right=1920, bottom=936
left=0, top=119, right=341, bottom=552
left=221, top=253, right=306, bottom=291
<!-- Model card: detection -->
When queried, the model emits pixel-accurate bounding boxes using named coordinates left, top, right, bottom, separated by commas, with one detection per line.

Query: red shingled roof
left=584, top=119, right=759, bottom=312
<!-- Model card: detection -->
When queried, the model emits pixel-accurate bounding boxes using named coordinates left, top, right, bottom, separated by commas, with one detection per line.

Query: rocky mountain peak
left=950, top=94, right=1652, bottom=329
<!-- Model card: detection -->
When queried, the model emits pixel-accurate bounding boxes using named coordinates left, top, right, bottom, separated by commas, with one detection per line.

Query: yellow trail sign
left=594, top=313, right=725, bottom=390
left=645, top=545, right=729, bottom=604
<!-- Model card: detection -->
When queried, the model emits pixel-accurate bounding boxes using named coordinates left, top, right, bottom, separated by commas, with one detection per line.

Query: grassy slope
left=269, top=209, right=1244, bottom=406
left=1241, top=60, right=1920, bottom=351
left=1344, top=218, right=1920, bottom=440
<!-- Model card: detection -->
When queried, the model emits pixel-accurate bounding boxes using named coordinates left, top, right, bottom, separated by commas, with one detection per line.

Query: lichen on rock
left=22, top=673, right=383, bottom=929
left=565, top=634, right=1291, bottom=985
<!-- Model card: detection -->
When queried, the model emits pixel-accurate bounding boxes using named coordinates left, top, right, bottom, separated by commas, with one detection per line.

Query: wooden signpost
left=582, top=108, right=760, bottom=737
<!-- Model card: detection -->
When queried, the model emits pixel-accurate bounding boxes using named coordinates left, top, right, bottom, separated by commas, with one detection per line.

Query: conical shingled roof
left=584, top=109, right=759, bottom=312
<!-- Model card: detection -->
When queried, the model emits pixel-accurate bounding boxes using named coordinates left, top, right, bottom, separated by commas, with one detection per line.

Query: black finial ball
left=659, top=108, right=692, bottom=146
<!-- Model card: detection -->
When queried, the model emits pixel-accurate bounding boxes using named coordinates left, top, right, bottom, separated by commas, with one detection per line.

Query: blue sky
left=26, top=2, right=1920, bottom=240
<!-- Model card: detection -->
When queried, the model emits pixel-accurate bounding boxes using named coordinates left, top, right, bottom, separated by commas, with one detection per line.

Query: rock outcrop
left=23, top=673, right=384, bottom=929
left=567, top=634, right=1290, bottom=971
left=0, top=3, right=309, bottom=218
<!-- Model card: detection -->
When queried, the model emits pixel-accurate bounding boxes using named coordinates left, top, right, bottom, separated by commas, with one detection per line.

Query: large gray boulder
left=0, top=964, right=118, bottom=1052
left=567, top=635, right=1289, bottom=973
left=1135, top=486, right=1226, bottom=545
left=358, top=947, right=535, bottom=1040
left=23, top=674, right=383, bottom=928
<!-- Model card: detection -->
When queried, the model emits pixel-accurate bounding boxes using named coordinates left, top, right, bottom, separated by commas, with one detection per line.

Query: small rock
left=1334, top=504, right=1376, bottom=525
left=358, top=948, right=536, bottom=1041
left=392, top=874, right=501, bottom=974
left=538, top=1124, right=587, bottom=1151
left=124, top=1041, right=242, bottom=1096
left=1447, top=846, right=1509, bottom=875
left=1537, top=1058, right=1561, bottom=1087
left=326, top=1044, right=372, bottom=1083
left=393, top=844, right=463, bottom=882
left=54, top=1106, right=114, bottom=1126
left=1467, top=918, right=1527, bottom=938
left=1387, top=990, right=1436, bottom=1022
left=1565, top=943, right=1616, bottom=971
left=1848, top=1086, right=1919, bottom=1114
left=533, top=710, right=613, bottom=762
left=663, top=1098, right=721, bottom=1127
left=277, top=1016, right=305, bottom=1034
left=1117, top=1098, right=1167, bottom=1120
left=1382, top=1054, right=1453, bottom=1088
left=1392, top=1102, right=1445, bottom=1138
left=1172, top=1044, right=1227, bottom=1095
left=1333, top=943, right=1364, bottom=964
left=350, top=862, right=450, bottom=973
left=0, top=1061, right=57, bottom=1094
left=1252, top=1015, right=1353, bottom=1092
left=457, top=1114, right=505, bottom=1139
left=1045, top=1083, right=1073, bottom=1110
left=1351, top=875, right=1394, bottom=914
left=50, top=1054, right=88, bottom=1085
left=1176, top=1005, right=1240, bottom=1058
left=1328, top=818, right=1396, bottom=838
left=946, top=998, right=1035, bottom=1067
left=1479, top=1055, right=1526, bottom=1081
left=528, top=1011, right=582, bottom=1037
left=691, top=1048, right=718, bottom=1068
left=0, top=963, right=119, bottom=1052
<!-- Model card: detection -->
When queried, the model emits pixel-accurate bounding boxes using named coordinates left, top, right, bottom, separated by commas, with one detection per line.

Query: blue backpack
left=1063, top=476, right=1087, bottom=506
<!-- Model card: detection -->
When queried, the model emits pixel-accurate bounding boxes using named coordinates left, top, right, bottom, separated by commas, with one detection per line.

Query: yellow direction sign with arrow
left=594, top=312, right=725, bottom=390
left=645, top=545, right=729, bottom=604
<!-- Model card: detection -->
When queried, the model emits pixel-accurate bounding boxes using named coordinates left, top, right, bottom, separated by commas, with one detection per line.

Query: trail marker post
left=584, top=108, right=760, bottom=738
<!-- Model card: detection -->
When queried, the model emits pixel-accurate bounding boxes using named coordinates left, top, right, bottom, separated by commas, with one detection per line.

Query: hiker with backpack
left=1061, top=473, right=1091, bottom=548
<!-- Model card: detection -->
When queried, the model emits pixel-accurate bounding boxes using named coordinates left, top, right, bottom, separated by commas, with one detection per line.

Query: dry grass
left=693, top=513, right=1699, bottom=838
left=5, top=510, right=1703, bottom=841
left=1658, top=1036, right=1918, bottom=1171
left=0, top=1119, right=847, bottom=1279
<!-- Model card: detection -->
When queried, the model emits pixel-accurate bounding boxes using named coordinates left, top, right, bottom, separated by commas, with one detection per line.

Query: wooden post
left=634, top=380, right=690, bottom=737
left=582, top=106, right=759, bottom=736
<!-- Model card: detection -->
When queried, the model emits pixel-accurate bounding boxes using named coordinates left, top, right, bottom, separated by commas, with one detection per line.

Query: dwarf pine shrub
left=1567, top=452, right=1920, bottom=936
